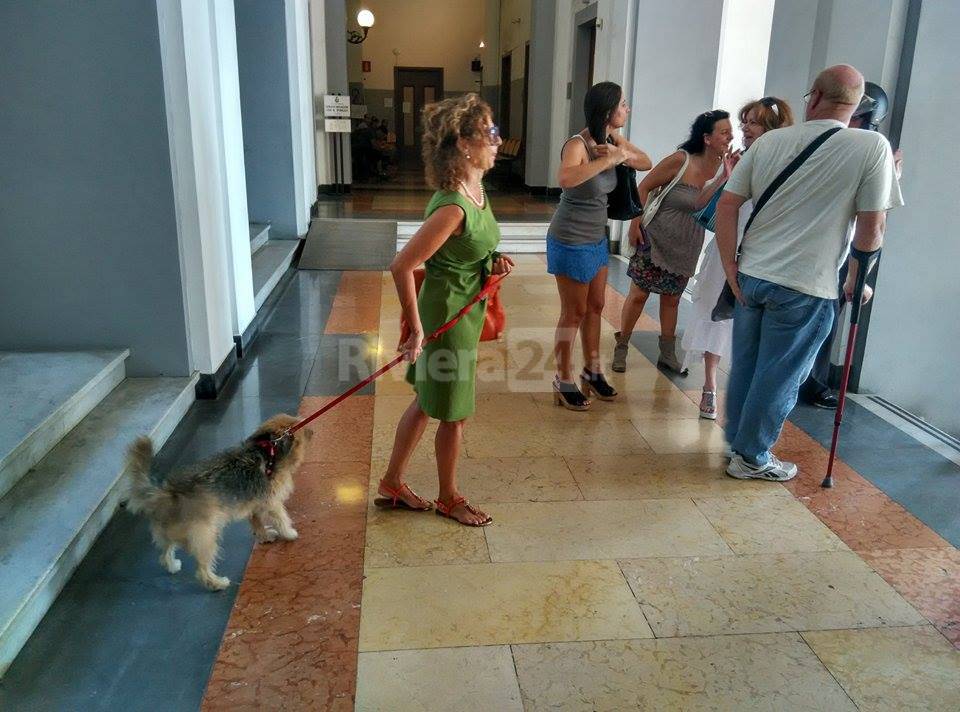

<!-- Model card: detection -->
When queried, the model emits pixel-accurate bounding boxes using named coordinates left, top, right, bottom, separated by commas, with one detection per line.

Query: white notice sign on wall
left=324, top=119, right=352, bottom=133
left=323, top=95, right=350, bottom=118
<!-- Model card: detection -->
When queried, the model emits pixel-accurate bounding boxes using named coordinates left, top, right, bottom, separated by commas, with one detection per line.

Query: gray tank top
left=548, top=135, right=617, bottom=245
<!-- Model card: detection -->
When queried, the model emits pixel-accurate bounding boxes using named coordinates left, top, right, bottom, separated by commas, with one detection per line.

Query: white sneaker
left=726, top=454, right=797, bottom=482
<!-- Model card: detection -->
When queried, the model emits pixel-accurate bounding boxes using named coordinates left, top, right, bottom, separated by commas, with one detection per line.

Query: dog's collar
left=254, top=439, right=278, bottom=478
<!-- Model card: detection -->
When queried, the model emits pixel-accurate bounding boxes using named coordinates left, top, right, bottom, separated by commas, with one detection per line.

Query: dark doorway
left=393, top=67, right=444, bottom=166
left=570, top=5, right=599, bottom=136
left=499, top=53, right=512, bottom=138
left=520, top=42, right=530, bottom=182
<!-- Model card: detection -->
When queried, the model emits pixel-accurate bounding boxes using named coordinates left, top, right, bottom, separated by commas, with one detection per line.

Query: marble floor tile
left=693, top=495, right=849, bottom=554
left=324, top=304, right=381, bottom=334
left=358, top=560, right=653, bottom=651
left=370, top=456, right=583, bottom=504
left=801, top=490, right=950, bottom=552
left=463, top=420, right=653, bottom=458
left=298, top=396, right=374, bottom=463
left=513, top=634, right=856, bottom=712
left=801, top=626, right=960, bottom=711
left=605, top=366, right=678, bottom=391
left=531, top=387, right=702, bottom=421
left=484, top=500, right=732, bottom=562
left=355, top=646, right=523, bottom=712
left=619, top=552, right=926, bottom=637
left=567, top=453, right=789, bottom=500
left=631, top=417, right=729, bottom=454
left=860, top=547, right=960, bottom=634
left=203, top=649, right=356, bottom=711
left=364, top=507, right=489, bottom=568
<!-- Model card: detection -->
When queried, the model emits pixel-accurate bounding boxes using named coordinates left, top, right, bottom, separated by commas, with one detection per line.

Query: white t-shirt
left=725, top=119, right=903, bottom=299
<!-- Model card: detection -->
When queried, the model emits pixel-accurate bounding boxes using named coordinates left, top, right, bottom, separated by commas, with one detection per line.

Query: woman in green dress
left=377, top=94, right=513, bottom=527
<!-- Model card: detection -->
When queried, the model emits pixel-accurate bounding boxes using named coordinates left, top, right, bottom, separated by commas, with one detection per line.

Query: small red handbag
left=398, top=268, right=506, bottom=348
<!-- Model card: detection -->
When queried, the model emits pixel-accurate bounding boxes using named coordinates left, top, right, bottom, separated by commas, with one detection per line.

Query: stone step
left=249, top=222, right=271, bottom=254
left=0, top=376, right=196, bottom=676
left=396, top=221, right=549, bottom=253
left=252, top=239, right=299, bottom=311
left=0, top=351, right=129, bottom=500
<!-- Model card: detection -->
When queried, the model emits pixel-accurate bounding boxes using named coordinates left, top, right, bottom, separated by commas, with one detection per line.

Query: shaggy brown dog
left=125, top=414, right=311, bottom=590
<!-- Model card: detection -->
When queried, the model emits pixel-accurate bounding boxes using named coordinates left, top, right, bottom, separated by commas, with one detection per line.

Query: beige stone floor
left=355, top=256, right=960, bottom=711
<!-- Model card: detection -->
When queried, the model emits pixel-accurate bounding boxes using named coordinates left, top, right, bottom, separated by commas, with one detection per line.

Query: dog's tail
left=125, top=436, right=167, bottom=517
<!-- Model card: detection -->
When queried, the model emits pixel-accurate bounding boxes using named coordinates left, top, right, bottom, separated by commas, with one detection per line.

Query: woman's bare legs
left=619, top=283, right=651, bottom=339
left=703, top=351, right=721, bottom=392
left=436, top=420, right=488, bottom=525
left=380, top=398, right=431, bottom=507
left=554, top=275, right=590, bottom=381
left=580, top=267, right=608, bottom=373
left=658, top=293, right=682, bottom=339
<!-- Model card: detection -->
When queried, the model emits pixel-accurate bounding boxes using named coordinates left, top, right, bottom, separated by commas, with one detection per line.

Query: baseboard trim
left=233, top=243, right=303, bottom=361
left=318, top=183, right=352, bottom=195
left=195, top=348, right=238, bottom=400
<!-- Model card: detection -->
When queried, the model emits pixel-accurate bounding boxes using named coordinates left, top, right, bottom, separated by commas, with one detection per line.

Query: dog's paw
left=279, top=527, right=299, bottom=541
left=199, top=573, right=231, bottom=591
left=256, top=528, right=279, bottom=544
left=162, top=556, right=182, bottom=574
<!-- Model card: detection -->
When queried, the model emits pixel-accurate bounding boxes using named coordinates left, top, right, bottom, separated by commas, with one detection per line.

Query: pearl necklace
left=459, top=180, right=485, bottom=208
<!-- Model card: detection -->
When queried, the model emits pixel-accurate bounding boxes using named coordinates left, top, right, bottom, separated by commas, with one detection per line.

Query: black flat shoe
left=580, top=369, right=617, bottom=401
left=553, top=377, right=591, bottom=411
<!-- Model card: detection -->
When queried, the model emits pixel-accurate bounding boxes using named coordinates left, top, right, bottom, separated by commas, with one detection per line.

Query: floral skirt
left=626, top=244, right=689, bottom=295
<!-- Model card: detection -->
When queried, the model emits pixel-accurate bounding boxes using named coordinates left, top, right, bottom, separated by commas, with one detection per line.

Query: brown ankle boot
left=657, top=336, right=689, bottom=376
left=612, top=332, right=629, bottom=373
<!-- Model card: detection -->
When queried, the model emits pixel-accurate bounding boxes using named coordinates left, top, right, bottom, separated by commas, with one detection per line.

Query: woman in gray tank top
left=547, top=82, right=651, bottom=411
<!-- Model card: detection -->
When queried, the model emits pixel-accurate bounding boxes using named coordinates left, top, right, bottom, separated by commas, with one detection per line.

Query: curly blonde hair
left=421, top=93, right=493, bottom=191
left=739, top=97, right=795, bottom=133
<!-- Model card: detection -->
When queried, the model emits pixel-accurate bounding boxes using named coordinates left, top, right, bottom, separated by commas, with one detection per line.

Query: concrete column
left=285, top=0, right=317, bottom=234
left=157, top=0, right=237, bottom=375
left=765, top=0, right=909, bottom=130
left=211, top=0, right=256, bottom=338
left=857, top=0, right=960, bottom=436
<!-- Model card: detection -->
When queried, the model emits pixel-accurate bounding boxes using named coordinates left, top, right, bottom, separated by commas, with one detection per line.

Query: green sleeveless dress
left=406, top=189, right=501, bottom=422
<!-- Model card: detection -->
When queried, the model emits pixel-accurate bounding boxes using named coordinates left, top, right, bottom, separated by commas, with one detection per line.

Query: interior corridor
left=3, top=255, right=957, bottom=711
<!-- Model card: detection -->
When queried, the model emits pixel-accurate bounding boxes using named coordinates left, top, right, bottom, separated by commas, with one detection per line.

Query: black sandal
left=553, top=377, right=591, bottom=411
left=580, top=369, right=618, bottom=401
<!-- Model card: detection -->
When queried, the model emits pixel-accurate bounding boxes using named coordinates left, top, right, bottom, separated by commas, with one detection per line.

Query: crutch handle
left=847, top=247, right=881, bottom=325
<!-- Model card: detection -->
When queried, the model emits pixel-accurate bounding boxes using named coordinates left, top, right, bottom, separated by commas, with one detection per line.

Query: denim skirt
left=546, top=236, right=608, bottom=284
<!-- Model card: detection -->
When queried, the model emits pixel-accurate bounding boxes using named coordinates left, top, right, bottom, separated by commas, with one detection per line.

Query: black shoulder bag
left=711, top=126, right=842, bottom=321
left=606, top=137, right=643, bottom=220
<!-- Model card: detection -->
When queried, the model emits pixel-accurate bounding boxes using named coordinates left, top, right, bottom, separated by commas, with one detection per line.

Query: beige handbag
left=641, top=150, right=690, bottom=229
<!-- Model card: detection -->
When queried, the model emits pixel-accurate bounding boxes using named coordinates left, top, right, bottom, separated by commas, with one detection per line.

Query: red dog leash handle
left=284, top=272, right=508, bottom=437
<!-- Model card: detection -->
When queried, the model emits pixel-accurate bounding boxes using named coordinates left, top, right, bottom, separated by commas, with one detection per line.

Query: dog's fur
left=125, top=414, right=312, bottom=591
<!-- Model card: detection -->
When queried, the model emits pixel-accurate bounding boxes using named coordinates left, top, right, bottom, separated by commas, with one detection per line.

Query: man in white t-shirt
left=714, top=64, right=903, bottom=481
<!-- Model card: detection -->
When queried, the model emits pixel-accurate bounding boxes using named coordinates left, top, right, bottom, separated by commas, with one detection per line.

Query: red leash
left=281, top=272, right=508, bottom=439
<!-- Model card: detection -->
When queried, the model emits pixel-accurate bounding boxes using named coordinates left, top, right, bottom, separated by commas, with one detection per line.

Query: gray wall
left=524, top=0, right=559, bottom=187
left=0, top=0, right=190, bottom=376
left=234, top=0, right=298, bottom=237
left=859, top=0, right=960, bottom=437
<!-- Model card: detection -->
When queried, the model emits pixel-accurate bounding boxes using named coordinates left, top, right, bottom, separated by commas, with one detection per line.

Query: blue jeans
left=725, top=274, right=834, bottom=466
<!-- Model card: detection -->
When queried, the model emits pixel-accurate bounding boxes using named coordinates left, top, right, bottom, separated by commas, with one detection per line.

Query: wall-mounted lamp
left=347, top=9, right=375, bottom=44
left=479, top=40, right=486, bottom=49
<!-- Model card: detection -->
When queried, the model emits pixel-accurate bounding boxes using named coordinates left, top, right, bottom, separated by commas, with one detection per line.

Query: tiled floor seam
left=795, top=631, right=867, bottom=709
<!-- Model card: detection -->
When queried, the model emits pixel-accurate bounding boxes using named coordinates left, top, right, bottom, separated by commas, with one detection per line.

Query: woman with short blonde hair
left=377, top=94, right=512, bottom=527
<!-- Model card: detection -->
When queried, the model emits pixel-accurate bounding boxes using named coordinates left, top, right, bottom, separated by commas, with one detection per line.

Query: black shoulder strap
left=743, top=126, right=843, bottom=235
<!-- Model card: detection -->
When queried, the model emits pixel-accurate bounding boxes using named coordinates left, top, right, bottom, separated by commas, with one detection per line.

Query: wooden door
left=394, top=67, right=444, bottom=166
